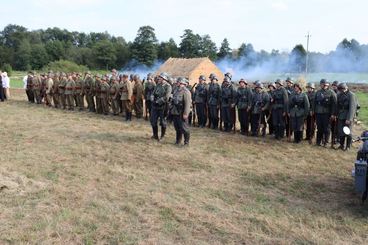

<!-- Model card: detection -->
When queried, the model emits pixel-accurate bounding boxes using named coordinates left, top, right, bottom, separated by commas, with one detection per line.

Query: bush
left=1, top=63, right=13, bottom=76
left=43, top=60, right=88, bottom=73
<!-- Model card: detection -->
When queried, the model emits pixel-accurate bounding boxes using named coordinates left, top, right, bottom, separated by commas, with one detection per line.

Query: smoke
left=119, top=59, right=163, bottom=79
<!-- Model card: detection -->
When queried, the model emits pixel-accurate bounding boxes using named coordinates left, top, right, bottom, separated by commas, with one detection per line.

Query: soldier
left=208, top=75, right=221, bottom=129
left=45, top=73, right=54, bottom=107
left=336, top=82, right=357, bottom=150
left=120, top=74, right=133, bottom=121
left=150, top=72, right=172, bottom=141
left=33, top=74, right=42, bottom=104
left=236, top=79, right=252, bottom=135
left=109, top=77, right=120, bottom=115
left=220, top=77, right=236, bottom=132
left=25, top=71, right=35, bottom=103
left=250, top=82, right=270, bottom=137
left=65, top=74, right=75, bottom=110
left=193, top=75, right=208, bottom=128
left=52, top=73, right=60, bottom=108
left=266, top=83, right=276, bottom=135
left=305, top=82, right=316, bottom=141
left=288, top=82, right=310, bottom=143
left=331, top=81, right=339, bottom=94
left=84, top=72, right=96, bottom=112
left=100, top=77, right=110, bottom=115
left=95, top=75, right=102, bottom=114
left=40, top=74, right=47, bottom=103
left=271, top=79, right=288, bottom=140
left=132, top=75, right=144, bottom=119
left=144, top=73, right=156, bottom=119
left=59, top=73, right=67, bottom=109
left=171, top=78, right=192, bottom=146
left=74, top=74, right=84, bottom=110
left=330, top=81, right=339, bottom=145
left=313, top=79, right=337, bottom=146
left=285, top=77, right=294, bottom=138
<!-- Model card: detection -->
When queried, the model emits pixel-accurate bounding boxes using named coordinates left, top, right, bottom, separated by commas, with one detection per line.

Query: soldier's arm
left=283, top=89, right=289, bottom=113
left=347, top=92, right=357, bottom=122
left=304, top=94, right=310, bottom=118
left=262, top=93, right=270, bottom=111
left=331, top=91, right=337, bottom=116
left=183, top=90, right=192, bottom=118
left=127, top=81, right=133, bottom=101
left=165, top=84, right=172, bottom=102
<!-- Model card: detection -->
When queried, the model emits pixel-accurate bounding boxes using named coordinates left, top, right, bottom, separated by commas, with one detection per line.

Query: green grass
left=356, top=92, right=368, bottom=126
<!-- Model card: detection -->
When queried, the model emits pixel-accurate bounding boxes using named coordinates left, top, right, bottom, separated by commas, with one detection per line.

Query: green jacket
left=236, top=87, right=253, bottom=110
left=271, top=87, right=288, bottom=113
left=289, top=92, right=310, bottom=118
left=313, top=88, right=337, bottom=115
left=337, top=90, right=357, bottom=121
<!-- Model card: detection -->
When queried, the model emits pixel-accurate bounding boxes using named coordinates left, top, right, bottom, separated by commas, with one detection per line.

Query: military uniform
left=95, top=78, right=102, bottom=114
left=58, top=76, right=67, bottom=109
left=65, top=78, right=75, bottom=110
left=100, top=79, right=110, bottom=115
left=144, top=79, right=156, bottom=119
left=289, top=90, right=310, bottom=143
left=171, top=83, right=192, bottom=145
left=208, top=80, right=221, bottom=129
left=194, top=82, right=208, bottom=128
left=313, top=85, right=337, bottom=146
left=109, top=79, right=120, bottom=115
left=74, top=77, right=85, bottom=111
left=40, top=76, right=47, bottom=103
left=150, top=74, right=172, bottom=140
left=33, top=76, right=42, bottom=104
left=45, top=77, right=53, bottom=107
left=26, top=75, right=35, bottom=103
left=271, top=83, right=288, bottom=139
left=336, top=85, right=357, bottom=150
left=120, top=77, right=133, bottom=120
left=132, top=79, right=144, bottom=118
left=236, top=84, right=253, bottom=135
left=220, top=80, right=237, bottom=132
left=250, top=86, right=270, bottom=136
left=52, top=75, right=60, bottom=108
left=305, top=85, right=316, bottom=141
left=84, top=75, right=96, bottom=112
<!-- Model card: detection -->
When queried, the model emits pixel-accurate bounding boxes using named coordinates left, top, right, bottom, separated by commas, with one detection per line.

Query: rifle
left=190, top=83, right=198, bottom=126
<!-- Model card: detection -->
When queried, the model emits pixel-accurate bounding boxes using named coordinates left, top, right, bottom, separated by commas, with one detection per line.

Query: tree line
left=0, top=24, right=367, bottom=73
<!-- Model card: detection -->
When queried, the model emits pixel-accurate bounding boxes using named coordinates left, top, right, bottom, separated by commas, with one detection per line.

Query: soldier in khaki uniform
left=74, top=73, right=84, bottom=111
left=40, top=74, right=47, bottom=104
left=95, top=75, right=102, bottom=114
left=100, top=77, right=110, bottom=115
left=45, top=73, right=54, bottom=107
left=120, top=74, right=133, bottom=121
left=59, top=73, right=67, bottom=109
left=84, top=72, right=95, bottom=112
left=52, top=73, right=60, bottom=108
left=26, top=72, right=35, bottom=103
left=132, top=75, right=144, bottom=119
left=65, top=75, right=76, bottom=110
left=109, top=77, right=120, bottom=115
left=33, top=74, right=42, bottom=104
left=170, top=78, right=192, bottom=146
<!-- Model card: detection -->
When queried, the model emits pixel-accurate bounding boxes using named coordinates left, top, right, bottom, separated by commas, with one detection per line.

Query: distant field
left=356, top=92, right=368, bottom=126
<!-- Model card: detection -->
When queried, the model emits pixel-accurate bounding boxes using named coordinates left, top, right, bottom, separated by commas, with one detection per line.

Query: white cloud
left=271, top=1, right=288, bottom=11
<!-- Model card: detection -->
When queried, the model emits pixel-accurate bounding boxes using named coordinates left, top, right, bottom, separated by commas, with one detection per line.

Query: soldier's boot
left=160, top=126, right=166, bottom=139
left=125, top=112, right=129, bottom=121
left=184, top=132, right=190, bottom=146
left=339, top=136, right=345, bottom=150
left=175, top=132, right=182, bottom=145
left=316, top=131, right=322, bottom=146
left=345, top=136, right=352, bottom=151
left=262, top=127, right=266, bottom=137
left=129, top=112, right=133, bottom=121
left=151, top=126, right=159, bottom=141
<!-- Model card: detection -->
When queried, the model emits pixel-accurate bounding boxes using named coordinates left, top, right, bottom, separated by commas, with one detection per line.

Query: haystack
left=155, top=57, right=224, bottom=85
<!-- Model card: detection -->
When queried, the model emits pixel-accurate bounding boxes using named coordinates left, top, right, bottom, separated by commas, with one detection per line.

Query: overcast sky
left=1, top=0, right=366, bottom=53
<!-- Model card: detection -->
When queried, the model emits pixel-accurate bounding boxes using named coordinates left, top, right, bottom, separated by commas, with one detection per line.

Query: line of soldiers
left=24, top=70, right=359, bottom=149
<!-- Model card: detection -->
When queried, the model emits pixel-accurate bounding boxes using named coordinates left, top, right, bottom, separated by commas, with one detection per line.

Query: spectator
left=0, top=70, right=4, bottom=102
left=2, top=72, right=10, bottom=100
left=23, top=74, right=28, bottom=89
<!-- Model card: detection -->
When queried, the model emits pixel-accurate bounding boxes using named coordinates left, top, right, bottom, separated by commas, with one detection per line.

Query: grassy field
left=1, top=89, right=368, bottom=244
left=356, top=92, right=368, bottom=126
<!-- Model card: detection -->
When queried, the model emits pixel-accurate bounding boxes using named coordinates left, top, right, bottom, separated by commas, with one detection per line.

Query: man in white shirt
left=2, top=72, right=10, bottom=100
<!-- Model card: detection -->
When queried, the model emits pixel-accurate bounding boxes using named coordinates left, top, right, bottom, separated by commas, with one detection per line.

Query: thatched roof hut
left=155, top=57, right=224, bottom=85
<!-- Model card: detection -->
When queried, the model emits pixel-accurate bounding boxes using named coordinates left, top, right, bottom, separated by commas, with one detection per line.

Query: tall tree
left=130, top=26, right=158, bottom=66
left=14, top=40, right=31, bottom=70
left=30, top=44, right=49, bottom=69
left=179, top=29, right=201, bottom=58
left=217, top=38, right=232, bottom=59
left=92, top=40, right=116, bottom=70
left=290, top=44, right=307, bottom=72
left=199, top=34, right=217, bottom=60
left=158, top=38, right=179, bottom=60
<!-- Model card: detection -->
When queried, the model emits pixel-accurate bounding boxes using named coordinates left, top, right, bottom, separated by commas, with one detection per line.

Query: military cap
left=179, top=78, right=189, bottom=85
left=199, top=75, right=206, bottom=81
left=286, top=77, right=293, bottom=84
left=306, top=82, right=315, bottom=89
left=211, top=75, right=218, bottom=81
left=275, top=79, right=283, bottom=86
left=293, top=82, right=302, bottom=89
left=223, top=77, right=230, bottom=83
left=338, top=82, right=348, bottom=90
left=268, top=82, right=276, bottom=89
left=255, top=81, right=264, bottom=89
left=209, top=73, right=216, bottom=79
left=239, top=78, right=247, bottom=85
left=320, top=79, right=328, bottom=85
left=332, top=80, right=339, bottom=86
left=159, top=72, right=169, bottom=81
left=225, top=72, right=232, bottom=81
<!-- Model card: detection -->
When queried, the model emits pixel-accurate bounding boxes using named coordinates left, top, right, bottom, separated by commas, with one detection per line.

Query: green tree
left=92, top=40, right=116, bottom=70
left=14, top=40, right=32, bottom=70
left=290, top=44, right=307, bottom=72
left=179, top=29, right=201, bottom=58
left=199, top=35, right=217, bottom=60
left=30, top=44, right=49, bottom=69
left=130, top=26, right=158, bottom=66
left=1, top=24, right=28, bottom=49
left=217, top=38, right=231, bottom=59
left=114, top=37, right=130, bottom=68
left=45, top=40, right=65, bottom=61
left=158, top=38, right=179, bottom=60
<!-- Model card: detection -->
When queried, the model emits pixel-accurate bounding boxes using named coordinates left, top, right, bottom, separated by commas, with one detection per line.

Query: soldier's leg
left=103, top=98, right=108, bottom=115
left=159, top=109, right=167, bottom=139
left=26, top=89, right=31, bottom=102
left=238, top=109, right=244, bottom=134
left=150, top=108, right=159, bottom=140
left=196, top=103, right=202, bottom=127
left=323, top=114, right=331, bottom=146
left=182, top=117, right=190, bottom=145
left=173, top=115, right=181, bottom=144
left=251, top=113, right=260, bottom=136
left=262, top=111, right=269, bottom=137
left=137, top=100, right=143, bottom=118
left=79, top=95, right=84, bottom=111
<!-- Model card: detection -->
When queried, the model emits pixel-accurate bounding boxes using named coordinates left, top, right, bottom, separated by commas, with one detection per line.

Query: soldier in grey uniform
left=288, top=82, right=310, bottom=143
left=144, top=73, right=156, bottom=119
left=193, top=75, right=208, bottom=128
left=271, top=79, right=289, bottom=140
left=313, top=79, right=337, bottom=146
left=208, top=75, right=221, bottom=129
left=220, top=77, right=237, bottom=132
left=305, top=82, right=316, bottom=141
left=336, top=82, right=357, bottom=150
left=171, top=78, right=192, bottom=146
left=250, top=82, right=270, bottom=137
left=236, top=79, right=253, bottom=135
left=150, top=73, right=172, bottom=141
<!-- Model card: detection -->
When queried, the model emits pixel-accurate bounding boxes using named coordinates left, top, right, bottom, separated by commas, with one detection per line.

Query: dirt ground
left=1, top=89, right=368, bottom=244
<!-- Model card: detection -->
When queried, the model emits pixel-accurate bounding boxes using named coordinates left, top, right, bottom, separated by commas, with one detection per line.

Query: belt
left=66, top=88, right=73, bottom=90
left=75, top=87, right=81, bottom=89
left=59, top=86, right=65, bottom=89
left=100, top=91, right=107, bottom=94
